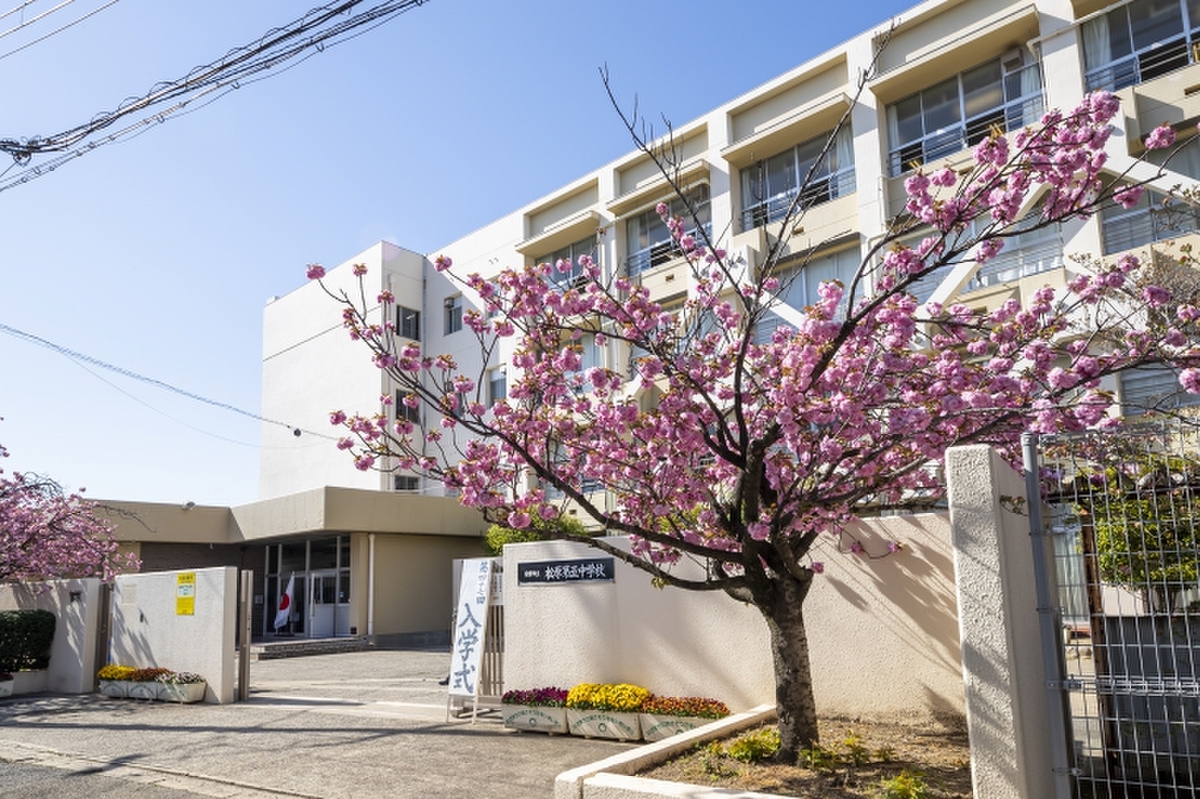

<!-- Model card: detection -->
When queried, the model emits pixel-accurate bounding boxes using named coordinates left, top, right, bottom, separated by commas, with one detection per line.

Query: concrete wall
left=371, top=534, right=487, bottom=643
left=0, top=578, right=103, bottom=694
left=503, top=518, right=963, bottom=721
left=110, top=566, right=236, bottom=703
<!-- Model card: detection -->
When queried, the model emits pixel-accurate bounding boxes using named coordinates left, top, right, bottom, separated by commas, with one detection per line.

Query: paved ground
left=0, top=648, right=633, bottom=798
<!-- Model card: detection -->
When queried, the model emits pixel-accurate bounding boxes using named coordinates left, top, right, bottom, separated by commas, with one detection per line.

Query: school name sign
left=517, top=557, right=615, bottom=585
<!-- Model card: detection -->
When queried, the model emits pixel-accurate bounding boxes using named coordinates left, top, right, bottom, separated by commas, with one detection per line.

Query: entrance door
left=309, top=570, right=337, bottom=638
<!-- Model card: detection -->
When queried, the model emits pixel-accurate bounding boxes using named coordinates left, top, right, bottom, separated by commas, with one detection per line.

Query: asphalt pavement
left=0, top=648, right=633, bottom=798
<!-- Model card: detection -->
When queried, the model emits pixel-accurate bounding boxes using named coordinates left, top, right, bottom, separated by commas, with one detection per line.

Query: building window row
left=886, top=54, right=1043, bottom=176
left=624, top=185, right=712, bottom=275
left=1083, top=0, right=1200, bottom=92
left=740, top=126, right=855, bottom=231
left=538, top=236, right=597, bottom=289
left=444, top=294, right=463, bottom=335
left=398, top=305, right=420, bottom=341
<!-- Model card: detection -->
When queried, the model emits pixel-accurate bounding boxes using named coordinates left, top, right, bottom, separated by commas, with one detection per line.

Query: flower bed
left=638, top=694, right=730, bottom=742
left=96, top=665, right=206, bottom=703
left=501, top=686, right=568, bottom=734
left=565, top=683, right=651, bottom=741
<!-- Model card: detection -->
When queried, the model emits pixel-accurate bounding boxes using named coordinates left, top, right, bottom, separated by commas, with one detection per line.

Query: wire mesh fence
left=1039, top=423, right=1200, bottom=797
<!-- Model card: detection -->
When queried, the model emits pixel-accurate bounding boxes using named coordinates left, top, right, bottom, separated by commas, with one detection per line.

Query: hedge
left=0, top=609, right=56, bottom=671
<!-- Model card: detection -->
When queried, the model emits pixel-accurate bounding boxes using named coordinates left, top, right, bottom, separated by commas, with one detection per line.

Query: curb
left=554, top=704, right=776, bottom=799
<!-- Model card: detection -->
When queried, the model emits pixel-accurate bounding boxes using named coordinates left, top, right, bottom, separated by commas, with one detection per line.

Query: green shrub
left=483, top=510, right=590, bottom=555
left=726, top=727, right=780, bottom=762
left=879, top=769, right=929, bottom=799
left=0, top=609, right=56, bottom=671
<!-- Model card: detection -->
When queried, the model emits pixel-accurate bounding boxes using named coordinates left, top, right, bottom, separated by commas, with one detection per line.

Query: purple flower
left=305, top=263, right=326, bottom=280
left=810, top=561, right=825, bottom=574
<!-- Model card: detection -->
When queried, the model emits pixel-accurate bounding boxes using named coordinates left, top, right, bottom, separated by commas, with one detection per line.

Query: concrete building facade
left=102, top=0, right=1200, bottom=646
left=262, top=0, right=1200, bottom=501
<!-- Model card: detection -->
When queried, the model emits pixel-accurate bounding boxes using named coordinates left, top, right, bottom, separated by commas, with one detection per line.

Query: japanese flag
left=274, top=574, right=295, bottom=630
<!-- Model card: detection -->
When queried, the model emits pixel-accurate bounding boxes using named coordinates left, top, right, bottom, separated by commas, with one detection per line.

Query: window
left=488, top=368, right=507, bottom=406
left=1121, top=363, right=1200, bottom=415
left=395, top=391, right=421, bottom=425
left=1101, top=136, right=1200, bottom=253
left=1082, top=0, right=1200, bottom=92
left=543, top=440, right=602, bottom=498
left=966, top=219, right=1064, bottom=291
left=625, top=185, right=711, bottom=275
left=755, top=248, right=857, bottom=344
left=886, top=55, right=1043, bottom=175
left=398, top=306, right=420, bottom=341
left=394, top=475, right=420, bottom=491
left=444, top=295, right=462, bottom=335
left=741, top=127, right=855, bottom=231
left=536, top=236, right=596, bottom=289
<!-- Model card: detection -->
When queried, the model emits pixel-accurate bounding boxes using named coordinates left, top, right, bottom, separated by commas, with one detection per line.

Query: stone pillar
left=946, top=445, right=1056, bottom=799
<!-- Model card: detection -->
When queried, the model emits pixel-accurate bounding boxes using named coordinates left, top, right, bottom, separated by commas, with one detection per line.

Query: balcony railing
left=966, top=238, right=1064, bottom=291
left=1102, top=202, right=1200, bottom=254
left=739, top=167, right=856, bottom=232
left=625, top=221, right=713, bottom=276
left=1085, top=34, right=1196, bottom=93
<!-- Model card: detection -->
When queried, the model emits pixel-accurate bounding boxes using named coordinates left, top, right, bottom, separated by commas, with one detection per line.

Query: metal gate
left=1032, top=425, right=1200, bottom=797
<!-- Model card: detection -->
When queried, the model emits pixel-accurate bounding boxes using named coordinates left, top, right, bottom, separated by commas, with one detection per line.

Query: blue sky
left=0, top=0, right=913, bottom=506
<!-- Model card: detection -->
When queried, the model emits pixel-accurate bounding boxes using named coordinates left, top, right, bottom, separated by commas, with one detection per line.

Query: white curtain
left=1082, top=16, right=1112, bottom=73
left=834, top=124, right=854, bottom=192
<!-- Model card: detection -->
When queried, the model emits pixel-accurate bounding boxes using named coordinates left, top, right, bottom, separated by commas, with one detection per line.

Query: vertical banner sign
left=448, top=558, right=492, bottom=698
left=176, top=572, right=196, bottom=616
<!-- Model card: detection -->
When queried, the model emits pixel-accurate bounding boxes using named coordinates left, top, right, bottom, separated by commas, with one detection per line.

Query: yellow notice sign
left=176, top=572, right=196, bottom=615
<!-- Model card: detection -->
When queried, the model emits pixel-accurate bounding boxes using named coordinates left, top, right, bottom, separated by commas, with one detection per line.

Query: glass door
left=309, top=570, right=337, bottom=638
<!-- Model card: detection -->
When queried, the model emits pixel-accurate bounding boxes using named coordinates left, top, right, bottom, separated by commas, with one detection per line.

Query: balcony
left=887, top=65, right=1044, bottom=177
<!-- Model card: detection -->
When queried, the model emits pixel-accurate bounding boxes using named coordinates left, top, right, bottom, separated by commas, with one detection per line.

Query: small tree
left=484, top=508, right=589, bottom=556
left=0, top=446, right=137, bottom=583
left=313, top=92, right=1200, bottom=759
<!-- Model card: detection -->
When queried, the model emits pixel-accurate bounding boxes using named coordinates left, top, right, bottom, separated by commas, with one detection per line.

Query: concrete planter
left=0, top=679, right=12, bottom=697
left=12, top=670, right=47, bottom=695
left=638, top=713, right=715, bottom=742
left=502, top=704, right=569, bottom=733
left=99, top=679, right=133, bottom=698
left=128, top=681, right=159, bottom=700
left=567, top=709, right=641, bottom=741
left=156, top=682, right=207, bottom=704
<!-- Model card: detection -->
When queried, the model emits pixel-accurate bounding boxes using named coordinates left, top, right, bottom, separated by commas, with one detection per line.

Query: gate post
left=946, top=444, right=1065, bottom=799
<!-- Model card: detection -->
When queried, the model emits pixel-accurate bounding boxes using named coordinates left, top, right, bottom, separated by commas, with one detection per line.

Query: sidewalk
left=0, top=648, right=633, bottom=798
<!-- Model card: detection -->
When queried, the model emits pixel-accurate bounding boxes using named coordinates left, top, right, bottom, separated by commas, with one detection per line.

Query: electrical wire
left=0, top=321, right=339, bottom=440
left=0, top=0, right=119, bottom=61
left=0, top=0, right=431, bottom=189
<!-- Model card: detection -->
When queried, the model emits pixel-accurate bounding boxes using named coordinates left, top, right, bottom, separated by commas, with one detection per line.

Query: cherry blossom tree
left=0, top=444, right=136, bottom=583
left=311, top=92, right=1200, bottom=758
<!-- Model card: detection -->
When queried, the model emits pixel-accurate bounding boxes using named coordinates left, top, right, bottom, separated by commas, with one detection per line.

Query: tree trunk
left=758, top=570, right=819, bottom=762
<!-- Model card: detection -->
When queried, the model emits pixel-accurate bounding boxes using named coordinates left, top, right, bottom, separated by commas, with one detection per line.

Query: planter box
left=566, top=708, right=641, bottom=741
left=12, top=670, right=47, bottom=695
left=128, top=682, right=158, bottom=700
left=639, top=713, right=716, bottom=742
left=156, top=682, right=206, bottom=704
left=99, top=679, right=133, bottom=698
left=0, top=679, right=12, bottom=698
left=502, top=704, right=568, bottom=733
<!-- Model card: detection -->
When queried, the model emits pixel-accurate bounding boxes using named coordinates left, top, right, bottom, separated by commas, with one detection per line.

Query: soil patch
left=637, top=716, right=972, bottom=798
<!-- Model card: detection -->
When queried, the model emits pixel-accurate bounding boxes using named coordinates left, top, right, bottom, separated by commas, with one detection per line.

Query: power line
left=0, top=0, right=431, bottom=190
left=0, top=321, right=338, bottom=440
left=0, top=0, right=121, bottom=61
